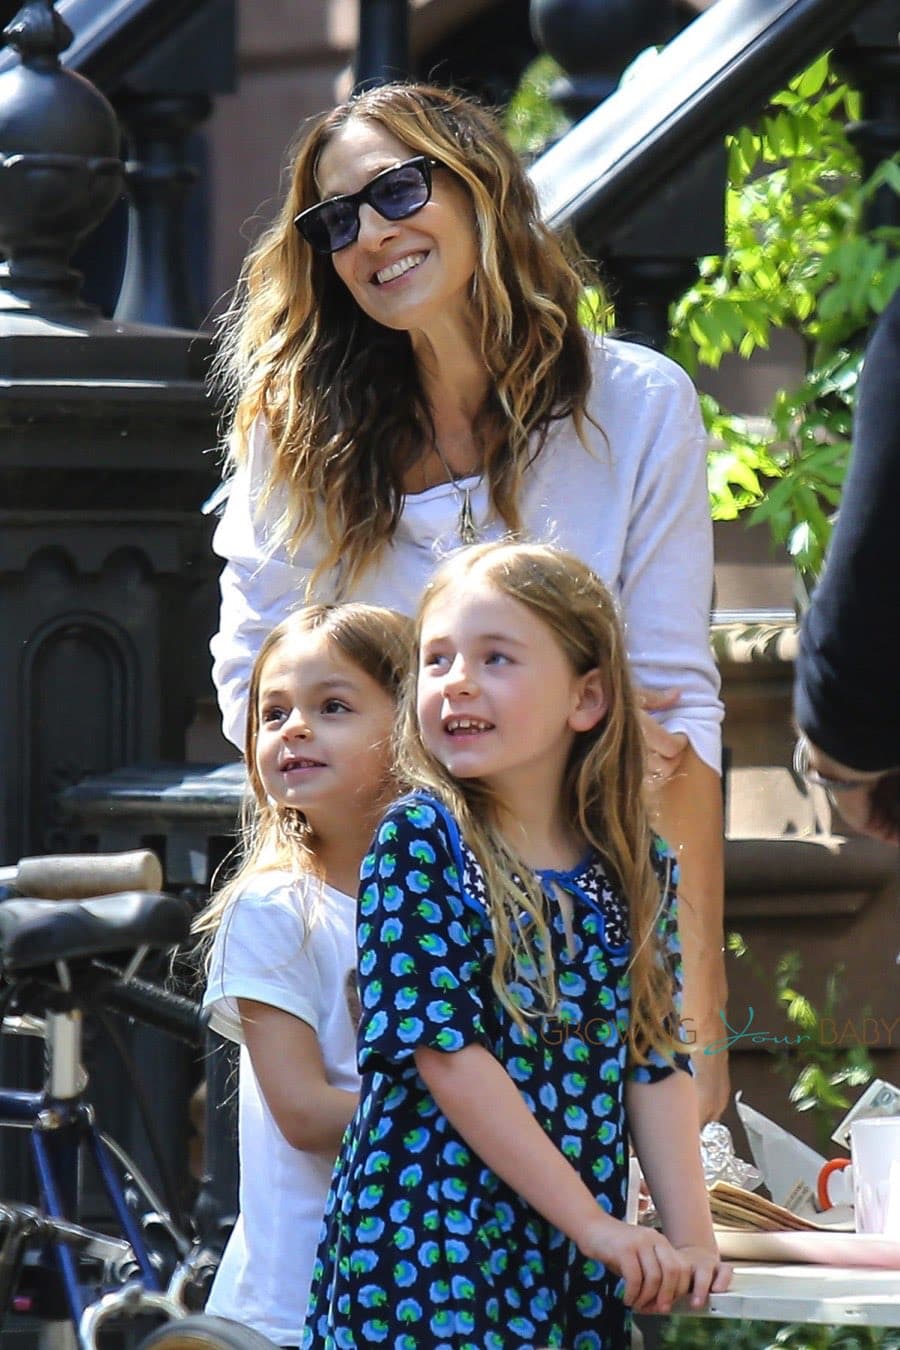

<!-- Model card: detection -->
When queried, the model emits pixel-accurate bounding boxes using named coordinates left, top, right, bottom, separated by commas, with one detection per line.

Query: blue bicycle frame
left=0, top=1010, right=161, bottom=1334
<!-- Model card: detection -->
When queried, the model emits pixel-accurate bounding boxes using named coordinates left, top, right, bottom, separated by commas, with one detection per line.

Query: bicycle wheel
left=135, top=1315, right=278, bottom=1350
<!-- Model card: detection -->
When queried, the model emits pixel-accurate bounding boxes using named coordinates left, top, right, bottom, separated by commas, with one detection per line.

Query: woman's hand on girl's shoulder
left=674, top=1244, right=733, bottom=1309
left=580, top=1219, right=691, bottom=1313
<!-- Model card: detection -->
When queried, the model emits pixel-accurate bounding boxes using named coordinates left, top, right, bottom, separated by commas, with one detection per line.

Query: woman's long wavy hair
left=193, top=603, right=413, bottom=953
left=397, top=541, right=681, bottom=1064
left=214, top=81, right=603, bottom=596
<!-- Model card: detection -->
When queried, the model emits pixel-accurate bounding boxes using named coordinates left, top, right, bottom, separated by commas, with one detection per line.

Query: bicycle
left=0, top=850, right=273, bottom=1350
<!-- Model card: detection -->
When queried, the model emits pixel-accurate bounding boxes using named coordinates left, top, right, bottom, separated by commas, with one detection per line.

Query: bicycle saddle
left=0, top=893, right=191, bottom=972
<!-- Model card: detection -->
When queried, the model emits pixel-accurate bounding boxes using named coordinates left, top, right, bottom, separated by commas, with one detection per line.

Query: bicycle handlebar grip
left=103, top=973, right=202, bottom=1046
left=14, top=850, right=164, bottom=900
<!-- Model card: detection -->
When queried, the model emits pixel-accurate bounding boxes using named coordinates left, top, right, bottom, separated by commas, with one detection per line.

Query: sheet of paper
left=735, top=1093, right=828, bottom=1209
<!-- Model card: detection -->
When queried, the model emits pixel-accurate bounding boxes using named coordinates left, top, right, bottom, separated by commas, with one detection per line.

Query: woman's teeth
left=375, top=252, right=426, bottom=285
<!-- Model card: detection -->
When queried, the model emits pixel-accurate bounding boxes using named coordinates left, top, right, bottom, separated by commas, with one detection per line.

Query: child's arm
left=626, top=1071, right=732, bottom=1307
left=240, top=999, right=357, bottom=1155
left=416, top=1041, right=693, bottom=1313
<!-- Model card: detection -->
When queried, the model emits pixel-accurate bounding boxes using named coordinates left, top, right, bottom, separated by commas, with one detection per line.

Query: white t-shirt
left=202, top=870, right=359, bottom=1346
left=211, top=333, right=722, bottom=769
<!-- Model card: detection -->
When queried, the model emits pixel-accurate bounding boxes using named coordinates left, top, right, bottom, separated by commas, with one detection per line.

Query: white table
left=702, top=1264, right=900, bottom=1327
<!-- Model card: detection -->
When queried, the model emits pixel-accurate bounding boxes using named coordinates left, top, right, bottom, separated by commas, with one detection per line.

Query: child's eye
left=422, top=652, right=448, bottom=670
left=261, top=706, right=286, bottom=725
left=322, top=698, right=351, bottom=714
left=485, top=651, right=511, bottom=666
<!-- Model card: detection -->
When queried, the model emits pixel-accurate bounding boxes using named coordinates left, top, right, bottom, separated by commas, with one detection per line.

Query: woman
left=209, top=82, right=727, bottom=1120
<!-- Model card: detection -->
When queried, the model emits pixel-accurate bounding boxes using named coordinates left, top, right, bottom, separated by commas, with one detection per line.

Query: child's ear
left=569, top=667, right=607, bottom=732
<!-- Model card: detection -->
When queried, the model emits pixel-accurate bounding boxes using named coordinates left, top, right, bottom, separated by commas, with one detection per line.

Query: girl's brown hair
left=214, top=82, right=604, bottom=597
left=397, top=541, right=681, bottom=1064
left=194, top=603, right=413, bottom=945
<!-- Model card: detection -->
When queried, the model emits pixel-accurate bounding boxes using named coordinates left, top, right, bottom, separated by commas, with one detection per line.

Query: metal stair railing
left=0, top=0, right=206, bottom=83
left=529, top=0, right=874, bottom=241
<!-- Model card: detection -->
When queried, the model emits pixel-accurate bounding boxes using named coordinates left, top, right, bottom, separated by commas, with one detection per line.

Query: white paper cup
left=850, top=1116, right=900, bottom=1236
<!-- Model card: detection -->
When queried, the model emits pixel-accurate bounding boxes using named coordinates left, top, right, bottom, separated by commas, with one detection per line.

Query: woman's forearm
left=650, top=745, right=728, bottom=1121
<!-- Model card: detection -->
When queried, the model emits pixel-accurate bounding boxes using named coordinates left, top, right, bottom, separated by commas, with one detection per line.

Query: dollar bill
left=831, top=1078, right=900, bottom=1151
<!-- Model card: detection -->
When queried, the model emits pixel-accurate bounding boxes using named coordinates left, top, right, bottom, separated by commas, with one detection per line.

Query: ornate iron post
left=531, top=0, right=686, bottom=119
left=114, top=90, right=212, bottom=328
left=0, top=0, right=219, bottom=865
left=0, top=0, right=123, bottom=323
left=112, top=0, right=236, bottom=329
left=530, top=0, right=724, bottom=346
left=0, top=0, right=220, bottom=1214
left=355, top=0, right=409, bottom=89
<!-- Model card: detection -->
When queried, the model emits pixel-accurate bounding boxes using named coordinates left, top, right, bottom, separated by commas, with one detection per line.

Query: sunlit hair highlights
left=397, top=541, right=681, bottom=1064
left=193, top=603, right=413, bottom=950
left=213, top=82, right=603, bottom=597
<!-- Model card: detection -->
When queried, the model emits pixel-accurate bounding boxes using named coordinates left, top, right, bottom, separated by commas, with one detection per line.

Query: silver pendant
left=458, top=487, right=478, bottom=545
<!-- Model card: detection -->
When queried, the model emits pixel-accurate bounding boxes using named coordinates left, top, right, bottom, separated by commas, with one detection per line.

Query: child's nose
left=444, top=654, right=477, bottom=695
left=281, top=708, right=311, bottom=737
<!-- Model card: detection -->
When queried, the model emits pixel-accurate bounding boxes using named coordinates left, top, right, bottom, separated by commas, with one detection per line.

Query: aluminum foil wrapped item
left=637, top=1120, right=762, bottom=1227
left=700, top=1120, right=762, bottom=1190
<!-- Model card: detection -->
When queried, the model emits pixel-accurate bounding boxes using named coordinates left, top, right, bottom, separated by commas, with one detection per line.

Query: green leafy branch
left=727, top=934, right=873, bottom=1154
left=504, top=54, right=568, bottom=158
left=507, top=51, right=900, bottom=580
left=669, top=53, right=900, bottom=576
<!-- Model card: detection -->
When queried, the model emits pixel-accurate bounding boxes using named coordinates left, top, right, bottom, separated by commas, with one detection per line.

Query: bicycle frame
left=0, top=1006, right=179, bottom=1346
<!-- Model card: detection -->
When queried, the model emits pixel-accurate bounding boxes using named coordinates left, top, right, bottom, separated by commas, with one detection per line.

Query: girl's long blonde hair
left=194, top=603, right=413, bottom=947
left=213, top=81, right=604, bottom=597
left=397, top=541, right=680, bottom=1064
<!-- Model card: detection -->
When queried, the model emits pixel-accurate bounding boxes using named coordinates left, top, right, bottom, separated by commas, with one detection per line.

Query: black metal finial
left=0, top=0, right=122, bottom=320
left=2, top=0, right=73, bottom=67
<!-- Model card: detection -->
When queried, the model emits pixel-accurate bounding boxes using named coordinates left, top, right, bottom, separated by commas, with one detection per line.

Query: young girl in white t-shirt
left=195, top=603, right=412, bottom=1347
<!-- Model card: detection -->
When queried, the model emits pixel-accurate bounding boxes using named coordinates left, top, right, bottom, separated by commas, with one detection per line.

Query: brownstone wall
left=206, top=1, right=350, bottom=314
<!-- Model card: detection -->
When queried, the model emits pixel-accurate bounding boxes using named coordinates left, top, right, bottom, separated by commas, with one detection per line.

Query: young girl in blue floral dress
left=303, top=542, right=730, bottom=1349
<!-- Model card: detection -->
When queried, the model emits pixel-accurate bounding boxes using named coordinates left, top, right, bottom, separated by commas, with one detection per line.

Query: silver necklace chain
left=431, top=438, right=482, bottom=545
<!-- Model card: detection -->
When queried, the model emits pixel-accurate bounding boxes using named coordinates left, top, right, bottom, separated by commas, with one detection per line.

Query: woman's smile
left=373, top=251, right=428, bottom=285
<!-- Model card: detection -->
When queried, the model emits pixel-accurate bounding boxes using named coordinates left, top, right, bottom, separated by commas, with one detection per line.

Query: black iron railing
left=0, top=0, right=225, bottom=83
left=529, top=0, right=874, bottom=241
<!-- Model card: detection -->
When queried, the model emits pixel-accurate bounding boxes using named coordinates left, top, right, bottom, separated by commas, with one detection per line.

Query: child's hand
left=675, top=1244, right=733, bottom=1310
left=581, top=1220, right=692, bottom=1313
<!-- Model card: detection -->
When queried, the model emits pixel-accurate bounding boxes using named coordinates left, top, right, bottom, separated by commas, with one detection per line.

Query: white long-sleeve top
left=211, top=333, right=723, bottom=769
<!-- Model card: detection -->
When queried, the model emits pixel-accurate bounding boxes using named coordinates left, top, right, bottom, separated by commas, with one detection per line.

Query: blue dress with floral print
left=302, top=794, right=689, bottom=1350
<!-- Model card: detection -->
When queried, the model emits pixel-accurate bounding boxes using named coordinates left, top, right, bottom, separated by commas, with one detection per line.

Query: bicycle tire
left=135, top=1315, right=278, bottom=1350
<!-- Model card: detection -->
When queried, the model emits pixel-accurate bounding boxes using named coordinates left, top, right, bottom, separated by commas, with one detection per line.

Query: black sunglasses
left=295, top=155, right=440, bottom=255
